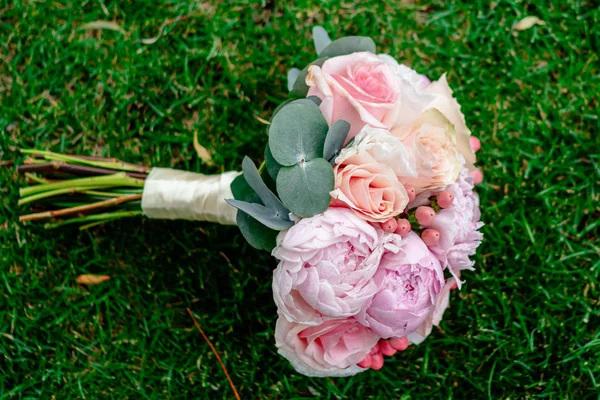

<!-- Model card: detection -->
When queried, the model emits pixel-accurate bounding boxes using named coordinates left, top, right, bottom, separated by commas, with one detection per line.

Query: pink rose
left=361, top=232, right=445, bottom=338
left=275, top=315, right=380, bottom=377
left=306, top=52, right=400, bottom=139
left=272, top=208, right=387, bottom=325
left=407, top=277, right=455, bottom=345
left=392, top=110, right=463, bottom=193
left=330, top=142, right=409, bottom=223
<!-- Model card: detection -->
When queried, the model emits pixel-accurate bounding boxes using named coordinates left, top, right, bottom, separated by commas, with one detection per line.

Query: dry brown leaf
left=255, top=115, right=271, bottom=125
left=76, top=274, right=111, bottom=285
left=193, top=131, right=215, bottom=166
left=78, top=21, right=124, bottom=33
left=513, top=16, right=546, bottom=31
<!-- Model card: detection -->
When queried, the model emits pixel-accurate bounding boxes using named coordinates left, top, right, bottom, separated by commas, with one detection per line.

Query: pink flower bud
left=437, top=191, right=454, bottom=208
left=470, top=136, right=481, bottom=152
left=378, top=340, right=397, bottom=357
left=470, top=169, right=483, bottom=185
left=395, top=219, right=412, bottom=236
left=357, top=354, right=372, bottom=368
left=380, top=218, right=398, bottom=233
left=422, top=229, right=440, bottom=247
left=389, top=337, right=409, bottom=351
left=370, top=353, right=384, bottom=370
left=415, top=206, right=436, bottom=226
left=404, top=184, right=416, bottom=202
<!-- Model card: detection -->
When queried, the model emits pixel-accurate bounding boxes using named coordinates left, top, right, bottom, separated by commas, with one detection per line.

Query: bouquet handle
left=141, top=168, right=240, bottom=225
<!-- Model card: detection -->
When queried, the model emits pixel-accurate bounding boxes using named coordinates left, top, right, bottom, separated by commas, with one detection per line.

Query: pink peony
left=361, top=232, right=445, bottom=338
left=272, top=208, right=388, bottom=325
left=306, top=52, right=400, bottom=139
left=275, top=315, right=379, bottom=377
left=407, top=277, right=455, bottom=345
left=426, top=168, right=483, bottom=284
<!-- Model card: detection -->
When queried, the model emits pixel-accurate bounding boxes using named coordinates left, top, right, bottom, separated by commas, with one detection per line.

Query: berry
left=395, top=219, right=412, bottom=236
left=415, top=206, right=436, bottom=226
left=422, top=228, right=441, bottom=246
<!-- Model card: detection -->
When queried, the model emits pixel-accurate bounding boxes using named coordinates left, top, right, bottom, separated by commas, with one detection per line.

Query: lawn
left=1, top=1, right=599, bottom=398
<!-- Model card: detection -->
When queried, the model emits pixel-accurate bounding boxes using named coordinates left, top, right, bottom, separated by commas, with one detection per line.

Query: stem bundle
left=15, top=149, right=150, bottom=229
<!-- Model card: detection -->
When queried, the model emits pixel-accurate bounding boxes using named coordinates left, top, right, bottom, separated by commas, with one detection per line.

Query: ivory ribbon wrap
left=141, top=168, right=241, bottom=225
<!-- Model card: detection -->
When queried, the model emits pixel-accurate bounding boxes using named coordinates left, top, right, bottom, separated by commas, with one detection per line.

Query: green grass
left=1, top=1, right=599, bottom=398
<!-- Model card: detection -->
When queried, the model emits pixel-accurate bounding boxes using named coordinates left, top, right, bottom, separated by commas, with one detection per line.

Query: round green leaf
left=276, top=158, right=334, bottom=218
left=319, top=36, right=376, bottom=58
left=265, top=145, right=281, bottom=180
left=269, top=103, right=329, bottom=166
left=290, top=57, right=328, bottom=98
left=236, top=210, right=278, bottom=251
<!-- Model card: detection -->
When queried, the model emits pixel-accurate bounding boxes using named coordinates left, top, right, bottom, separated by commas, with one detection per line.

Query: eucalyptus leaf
left=287, top=68, right=301, bottom=92
left=231, top=173, right=255, bottom=201
left=269, top=103, right=329, bottom=166
left=313, top=26, right=332, bottom=55
left=307, top=95, right=322, bottom=106
left=230, top=173, right=279, bottom=251
left=290, top=57, right=328, bottom=98
left=226, top=199, right=293, bottom=230
left=241, top=157, right=290, bottom=219
left=265, top=145, right=282, bottom=180
left=318, top=36, right=376, bottom=58
left=236, top=210, right=278, bottom=251
left=323, top=120, right=350, bottom=163
left=276, top=158, right=334, bottom=218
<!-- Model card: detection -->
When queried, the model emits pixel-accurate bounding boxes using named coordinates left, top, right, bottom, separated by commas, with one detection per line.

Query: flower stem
left=19, top=173, right=144, bottom=198
left=20, top=149, right=150, bottom=173
left=43, top=210, right=143, bottom=229
left=20, top=194, right=143, bottom=222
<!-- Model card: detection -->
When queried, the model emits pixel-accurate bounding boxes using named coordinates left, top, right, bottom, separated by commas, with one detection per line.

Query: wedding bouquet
left=16, top=27, right=483, bottom=377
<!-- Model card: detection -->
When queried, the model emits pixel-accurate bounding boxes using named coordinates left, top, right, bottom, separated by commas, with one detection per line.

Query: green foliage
left=323, top=119, right=351, bottom=163
left=230, top=172, right=280, bottom=250
left=268, top=102, right=328, bottom=166
left=318, top=36, right=376, bottom=58
left=289, top=57, right=328, bottom=98
left=276, top=158, right=335, bottom=218
left=0, top=1, right=599, bottom=399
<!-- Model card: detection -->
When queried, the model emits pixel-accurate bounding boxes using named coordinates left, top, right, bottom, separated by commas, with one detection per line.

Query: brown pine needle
left=186, top=308, right=240, bottom=400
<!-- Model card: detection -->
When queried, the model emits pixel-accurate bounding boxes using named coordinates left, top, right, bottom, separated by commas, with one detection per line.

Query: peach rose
left=377, top=54, right=475, bottom=166
left=392, top=109, right=462, bottom=193
left=306, top=52, right=400, bottom=140
left=330, top=144, right=409, bottom=222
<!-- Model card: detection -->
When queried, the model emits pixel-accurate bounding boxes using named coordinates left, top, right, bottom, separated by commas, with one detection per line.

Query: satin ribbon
left=141, top=168, right=240, bottom=225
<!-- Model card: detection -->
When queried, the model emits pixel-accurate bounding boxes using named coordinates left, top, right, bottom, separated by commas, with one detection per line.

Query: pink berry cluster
left=379, top=135, right=483, bottom=250
left=357, top=337, right=410, bottom=370
left=379, top=188, right=455, bottom=244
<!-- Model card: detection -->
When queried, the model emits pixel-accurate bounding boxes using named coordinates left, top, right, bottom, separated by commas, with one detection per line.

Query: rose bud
left=395, top=219, right=412, bottom=236
left=470, top=136, right=481, bottom=153
left=415, top=206, right=436, bottom=226
left=389, top=337, right=409, bottom=351
left=380, top=218, right=398, bottom=233
left=421, top=228, right=440, bottom=246
left=437, top=191, right=454, bottom=208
